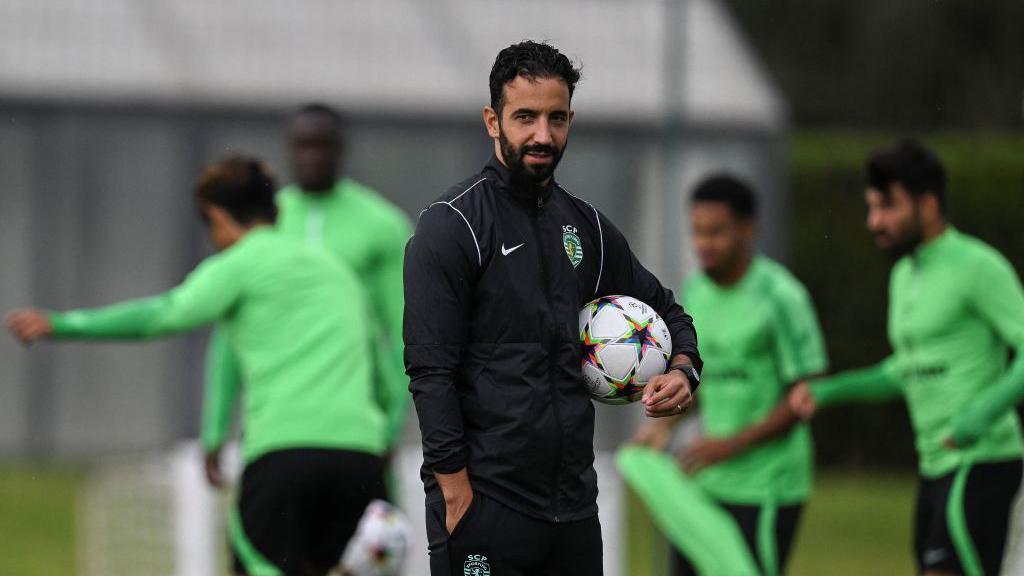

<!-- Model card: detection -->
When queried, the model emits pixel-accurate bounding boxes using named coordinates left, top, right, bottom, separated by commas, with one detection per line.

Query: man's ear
left=920, top=192, right=943, bottom=221
left=205, top=204, right=235, bottom=227
left=483, top=106, right=501, bottom=139
left=738, top=219, right=756, bottom=244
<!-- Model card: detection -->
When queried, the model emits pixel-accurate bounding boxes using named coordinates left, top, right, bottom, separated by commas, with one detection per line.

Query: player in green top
left=633, top=175, right=828, bottom=576
left=789, top=139, right=1024, bottom=576
left=202, top=104, right=413, bottom=493
left=6, top=156, right=388, bottom=576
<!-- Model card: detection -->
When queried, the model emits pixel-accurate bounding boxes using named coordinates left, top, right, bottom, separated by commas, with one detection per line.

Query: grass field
left=0, top=465, right=915, bottom=575
left=0, top=465, right=81, bottom=576
left=788, top=473, right=916, bottom=575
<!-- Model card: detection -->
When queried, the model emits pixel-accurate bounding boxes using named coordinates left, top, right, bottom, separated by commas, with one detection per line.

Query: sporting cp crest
left=563, top=224, right=583, bottom=268
left=463, top=554, right=491, bottom=576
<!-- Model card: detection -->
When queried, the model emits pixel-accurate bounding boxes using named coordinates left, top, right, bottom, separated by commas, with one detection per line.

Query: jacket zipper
left=529, top=192, right=563, bottom=522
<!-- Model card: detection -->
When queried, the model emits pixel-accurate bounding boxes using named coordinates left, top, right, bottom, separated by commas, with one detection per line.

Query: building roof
left=0, top=0, right=784, bottom=129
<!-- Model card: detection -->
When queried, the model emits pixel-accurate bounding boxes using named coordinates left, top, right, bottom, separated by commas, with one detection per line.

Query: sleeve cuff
left=949, top=422, right=979, bottom=449
left=428, top=450, right=468, bottom=475
left=47, top=312, right=72, bottom=336
left=809, top=379, right=841, bottom=408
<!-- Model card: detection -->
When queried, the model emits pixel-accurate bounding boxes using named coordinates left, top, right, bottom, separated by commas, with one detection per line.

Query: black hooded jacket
left=404, top=156, right=701, bottom=522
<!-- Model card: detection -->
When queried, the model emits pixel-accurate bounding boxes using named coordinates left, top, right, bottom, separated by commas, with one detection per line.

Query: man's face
left=691, top=202, right=752, bottom=278
left=485, top=75, right=573, bottom=185
left=288, top=113, right=340, bottom=192
left=864, top=183, right=924, bottom=258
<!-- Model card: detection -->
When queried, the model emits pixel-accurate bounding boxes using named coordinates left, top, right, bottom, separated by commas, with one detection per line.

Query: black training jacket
left=404, top=156, right=702, bottom=522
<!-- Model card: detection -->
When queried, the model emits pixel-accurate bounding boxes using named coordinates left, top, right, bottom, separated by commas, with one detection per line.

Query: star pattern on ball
left=618, top=315, right=661, bottom=361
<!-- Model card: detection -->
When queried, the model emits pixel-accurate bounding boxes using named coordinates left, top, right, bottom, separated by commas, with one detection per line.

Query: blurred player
left=633, top=175, right=827, bottom=575
left=789, top=139, right=1024, bottom=576
left=404, top=40, right=702, bottom=575
left=6, top=156, right=388, bottom=576
left=202, top=103, right=412, bottom=496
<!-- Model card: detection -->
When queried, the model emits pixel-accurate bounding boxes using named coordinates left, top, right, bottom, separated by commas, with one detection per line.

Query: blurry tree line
left=725, top=0, right=1024, bottom=130
left=787, top=133, right=1024, bottom=469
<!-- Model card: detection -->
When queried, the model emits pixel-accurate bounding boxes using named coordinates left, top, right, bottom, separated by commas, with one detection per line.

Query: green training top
left=50, top=227, right=387, bottom=463
left=812, top=228, right=1024, bottom=478
left=684, top=256, right=828, bottom=505
left=203, top=179, right=412, bottom=450
left=278, top=179, right=412, bottom=444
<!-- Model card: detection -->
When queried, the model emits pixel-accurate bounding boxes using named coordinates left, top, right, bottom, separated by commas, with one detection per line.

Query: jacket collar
left=483, top=155, right=555, bottom=206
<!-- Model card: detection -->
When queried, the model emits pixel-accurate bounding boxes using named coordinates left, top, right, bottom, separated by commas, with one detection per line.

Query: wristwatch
left=668, top=363, right=700, bottom=393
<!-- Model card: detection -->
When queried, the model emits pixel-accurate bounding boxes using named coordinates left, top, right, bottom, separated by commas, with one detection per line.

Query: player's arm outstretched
left=789, top=356, right=903, bottom=420
left=403, top=206, right=475, bottom=534
left=597, top=212, right=703, bottom=418
left=948, top=249, right=1024, bottom=448
left=6, top=249, right=243, bottom=344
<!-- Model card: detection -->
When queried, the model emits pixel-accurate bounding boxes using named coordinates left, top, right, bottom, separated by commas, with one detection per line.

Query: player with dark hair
left=632, top=174, right=827, bottom=575
left=201, top=103, right=412, bottom=503
left=404, top=40, right=702, bottom=575
left=790, top=139, right=1024, bottom=576
left=6, top=156, right=388, bottom=576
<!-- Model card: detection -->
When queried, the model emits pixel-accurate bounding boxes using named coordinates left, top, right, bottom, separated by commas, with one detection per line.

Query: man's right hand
left=5, top=308, right=53, bottom=345
left=788, top=382, right=817, bottom=420
left=204, top=448, right=225, bottom=489
left=435, top=468, right=474, bottom=534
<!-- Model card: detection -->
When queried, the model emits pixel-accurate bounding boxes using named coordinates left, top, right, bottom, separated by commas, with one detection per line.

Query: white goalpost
left=77, top=442, right=628, bottom=576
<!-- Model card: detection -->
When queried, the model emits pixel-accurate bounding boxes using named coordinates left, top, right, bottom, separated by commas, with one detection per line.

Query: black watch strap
left=669, top=363, right=700, bottom=392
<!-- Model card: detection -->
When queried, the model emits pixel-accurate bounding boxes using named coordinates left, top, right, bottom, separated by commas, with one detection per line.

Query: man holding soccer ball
left=403, top=40, right=702, bottom=575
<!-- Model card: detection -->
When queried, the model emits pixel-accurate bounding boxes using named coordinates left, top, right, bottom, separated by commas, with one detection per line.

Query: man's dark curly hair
left=195, top=155, right=278, bottom=225
left=866, top=138, right=947, bottom=213
left=489, top=41, right=582, bottom=113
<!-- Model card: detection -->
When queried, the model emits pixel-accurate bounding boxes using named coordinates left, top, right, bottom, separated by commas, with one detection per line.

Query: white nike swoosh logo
left=501, top=243, right=525, bottom=256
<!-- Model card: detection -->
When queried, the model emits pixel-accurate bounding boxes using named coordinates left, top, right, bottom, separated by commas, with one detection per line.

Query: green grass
left=0, top=465, right=81, bottom=576
left=0, top=465, right=915, bottom=575
left=788, top=472, right=916, bottom=576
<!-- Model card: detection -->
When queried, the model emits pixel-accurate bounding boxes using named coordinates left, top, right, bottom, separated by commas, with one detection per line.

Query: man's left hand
left=679, top=437, right=742, bottom=473
left=642, top=369, right=693, bottom=418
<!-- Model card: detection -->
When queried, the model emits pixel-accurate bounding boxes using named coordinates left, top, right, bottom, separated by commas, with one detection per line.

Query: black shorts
left=424, top=491, right=604, bottom=576
left=230, top=448, right=386, bottom=576
left=671, top=501, right=803, bottom=576
left=914, top=458, right=1022, bottom=575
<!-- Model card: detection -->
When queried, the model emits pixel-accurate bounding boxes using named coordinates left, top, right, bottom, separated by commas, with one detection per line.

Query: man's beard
left=877, top=212, right=925, bottom=260
left=498, top=127, right=565, bottom=186
left=703, top=247, right=746, bottom=284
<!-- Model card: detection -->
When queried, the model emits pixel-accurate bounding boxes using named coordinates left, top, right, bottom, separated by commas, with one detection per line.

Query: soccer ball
left=338, top=499, right=410, bottom=576
left=578, top=295, right=672, bottom=404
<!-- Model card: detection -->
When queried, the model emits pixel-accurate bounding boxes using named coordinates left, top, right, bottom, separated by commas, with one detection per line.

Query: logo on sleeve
left=563, top=224, right=583, bottom=268
left=464, top=554, right=490, bottom=576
